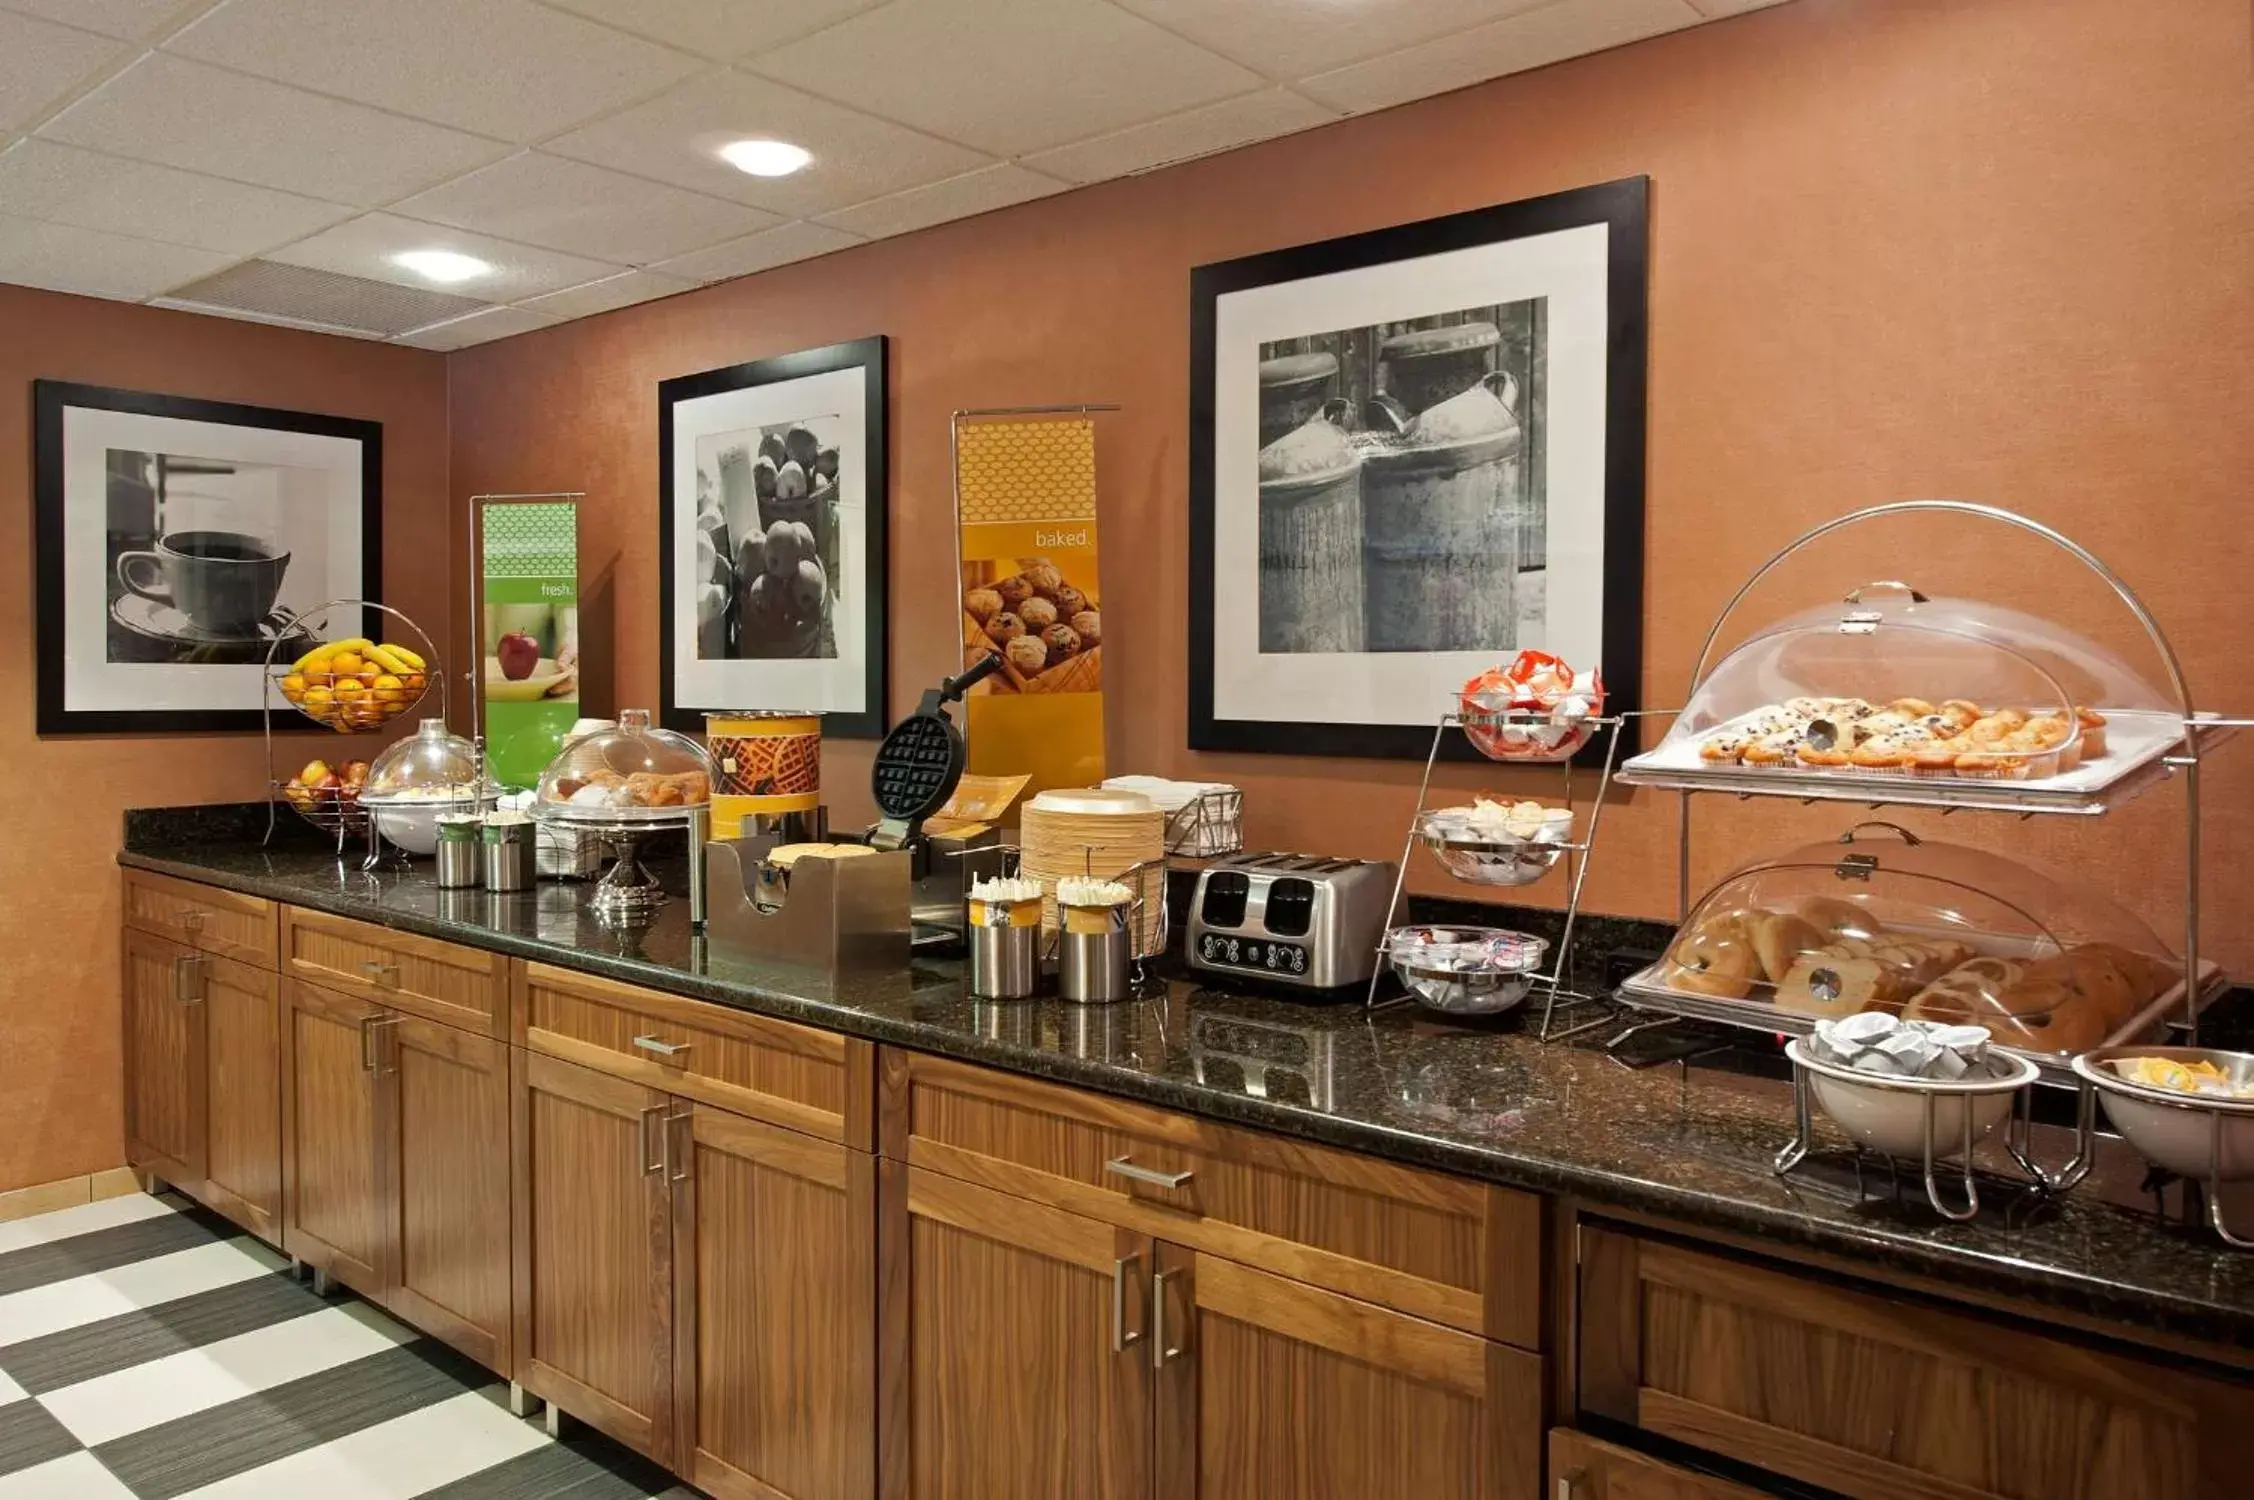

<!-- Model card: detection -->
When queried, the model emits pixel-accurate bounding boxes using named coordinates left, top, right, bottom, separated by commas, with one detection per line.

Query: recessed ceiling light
left=719, top=139, right=812, bottom=178
left=392, top=249, right=492, bottom=284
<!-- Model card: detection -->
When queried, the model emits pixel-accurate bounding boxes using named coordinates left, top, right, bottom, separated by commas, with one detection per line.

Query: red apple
left=496, top=630, right=541, bottom=681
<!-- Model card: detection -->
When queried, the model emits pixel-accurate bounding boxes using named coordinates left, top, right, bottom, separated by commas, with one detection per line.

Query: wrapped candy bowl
left=1460, top=650, right=1605, bottom=762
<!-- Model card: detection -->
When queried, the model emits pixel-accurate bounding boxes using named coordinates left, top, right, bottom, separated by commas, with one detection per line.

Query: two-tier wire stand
left=1367, top=708, right=1631, bottom=1042
left=259, top=599, right=453, bottom=871
left=1614, top=501, right=2250, bottom=1224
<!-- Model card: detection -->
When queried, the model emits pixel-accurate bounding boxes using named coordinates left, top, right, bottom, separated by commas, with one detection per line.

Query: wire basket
left=272, top=778, right=369, bottom=837
left=1164, top=788, right=1244, bottom=858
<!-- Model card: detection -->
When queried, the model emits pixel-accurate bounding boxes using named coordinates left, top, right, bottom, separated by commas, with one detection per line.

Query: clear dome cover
left=1646, top=825, right=2181, bottom=1057
left=534, top=708, right=713, bottom=823
left=362, top=720, right=497, bottom=805
left=1636, top=586, right=2182, bottom=787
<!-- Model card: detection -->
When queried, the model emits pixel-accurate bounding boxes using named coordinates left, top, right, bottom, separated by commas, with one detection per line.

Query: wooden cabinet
left=123, top=868, right=277, bottom=967
left=882, top=1164, right=1540, bottom=1500
left=197, top=953, right=283, bottom=1240
left=1577, top=1225, right=2254, bottom=1500
left=282, top=906, right=506, bottom=1036
left=512, top=1048, right=676, bottom=1463
left=281, top=979, right=386, bottom=1294
left=123, top=927, right=206, bottom=1189
left=385, top=1012, right=512, bottom=1371
left=672, top=1102, right=876, bottom=1500
left=1549, top=1430, right=1766, bottom=1500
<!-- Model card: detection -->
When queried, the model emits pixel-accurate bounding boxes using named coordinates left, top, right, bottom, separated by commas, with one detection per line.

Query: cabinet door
left=200, top=955, right=282, bottom=1242
left=1154, top=1247, right=1542, bottom=1500
left=280, top=979, right=386, bottom=1294
left=123, top=928, right=206, bottom=1188
left=513, top=1049, right=675, bottom=1464
left=672, top=1104, right=874, bottom=1500
left=1550, top=1430, right=1767, bottom=1500
left=888, top=1166, right=1150, bottom=1500
left=382, top=1012, right=512, bottom=1372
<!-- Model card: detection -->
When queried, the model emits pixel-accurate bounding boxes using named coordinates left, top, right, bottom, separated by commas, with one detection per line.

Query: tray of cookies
left=1615, top=824, right=2223, bottom=1078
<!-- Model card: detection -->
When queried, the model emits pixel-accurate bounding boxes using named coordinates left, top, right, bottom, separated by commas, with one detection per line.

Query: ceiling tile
left=1298, top=0, right=1704, bottom=115
left=147, top=296, right=390, bottom=339
left=545, top=68, right=990, bottom=218
left=1024, top=87, right=1339, bottom=185
left=0, top=11, right=125, bottom=132
left=40, top=54, right=508, bottom=204
left=167, top=257, right=492, bottom=333
left=0, top=138, right=351, bottom=255
left=538, top=0, right=887, bottom=60
left=165, top=0, right=704, bottom=143
left=267, top=212, right=623, bottom=298
left=391, top=151, right=778, bottom=265
left=747, top=0, right=1266, bottom=156
left=1110, top=0, right=1558, bottom=81
left=650, top=218, right=861, bottom=283
left=1687, top=0, right=1792, bottom=15
left=817, top=162, right=1065, bottom=239
left=516, top=267, right=696, bottom=318
left=1, top=0, right=208, bottom=39
left=394, top=303, right=561, bottom=350
left=0, top=210, right=230, bottom=300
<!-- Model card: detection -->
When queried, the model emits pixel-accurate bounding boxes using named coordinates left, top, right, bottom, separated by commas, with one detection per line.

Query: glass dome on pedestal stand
left=532, top=709, right=715, bottom=926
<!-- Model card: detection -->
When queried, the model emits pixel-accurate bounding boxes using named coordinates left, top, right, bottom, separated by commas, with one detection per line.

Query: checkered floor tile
left=0, top=1194, right=697, bottom=1498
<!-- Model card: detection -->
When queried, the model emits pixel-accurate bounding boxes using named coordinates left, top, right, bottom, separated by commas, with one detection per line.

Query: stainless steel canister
left=434, top=815, right=481, bottom=888
left=482, top=817, right=534, bottom=893
left=969, top=921, right=1039, bottom=1000
left=1057, top=904, right=1132, bottom=1004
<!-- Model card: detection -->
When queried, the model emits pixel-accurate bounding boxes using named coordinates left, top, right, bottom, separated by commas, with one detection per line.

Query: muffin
left=1017, top=596, right=1059, bottom=631
left=1005, top=635, right=1049, bottom=676
left=1041, top=623, right=1082, bottom=663
left=964, top=587, right=1004, bottom=624
left=988, top=612, right=1027, bottom=645
left=994, top=575, right=1035, bottom=610
left=1052, top=583, right=1087, bottom=619
left=1071, top=609, right=1101, bottom=647
left=1022, top=561, right=1064, bottom=600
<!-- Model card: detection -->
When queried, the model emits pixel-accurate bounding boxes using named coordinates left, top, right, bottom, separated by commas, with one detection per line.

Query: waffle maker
left=869, top=653, right=1002, bottom=852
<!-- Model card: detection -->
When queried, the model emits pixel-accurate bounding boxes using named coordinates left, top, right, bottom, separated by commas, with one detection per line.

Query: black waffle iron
left=869, top=653, right=1002, bottom=853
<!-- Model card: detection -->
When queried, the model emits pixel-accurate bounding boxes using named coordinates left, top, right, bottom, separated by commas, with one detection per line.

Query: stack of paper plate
left=1019, top=788, right=1166, bottom=954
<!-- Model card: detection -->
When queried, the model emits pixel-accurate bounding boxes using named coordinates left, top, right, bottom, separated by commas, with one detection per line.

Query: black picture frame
left=33, top=379, right=383, bottom=737
left=657, top=336, right=889, bottom=739
left=1188, top=176, right=1648, bottom=762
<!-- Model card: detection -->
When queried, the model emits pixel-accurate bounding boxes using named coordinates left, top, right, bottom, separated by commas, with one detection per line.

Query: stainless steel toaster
left=1186, top=852, right=1397, bottom=991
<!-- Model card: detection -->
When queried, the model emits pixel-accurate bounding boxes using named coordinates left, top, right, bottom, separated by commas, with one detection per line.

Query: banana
left=363, top=644, right=410, bottom=675
left=384, top=643, right=426, bottom=672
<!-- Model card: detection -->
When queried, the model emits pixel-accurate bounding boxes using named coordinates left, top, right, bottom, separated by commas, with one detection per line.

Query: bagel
left=1749, top=911, right=1824, bottom=984
left=1664, top=912, right=1759, bottom=998
left=1798, top=896, right=1881, bottom=942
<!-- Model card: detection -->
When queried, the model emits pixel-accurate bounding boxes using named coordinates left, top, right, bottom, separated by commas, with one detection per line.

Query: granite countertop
left=120, top=821, right=2254, bottom=1356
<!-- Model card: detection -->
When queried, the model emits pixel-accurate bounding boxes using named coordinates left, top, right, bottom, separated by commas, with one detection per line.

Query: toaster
left=1186, top=852, right=1398, bottom=991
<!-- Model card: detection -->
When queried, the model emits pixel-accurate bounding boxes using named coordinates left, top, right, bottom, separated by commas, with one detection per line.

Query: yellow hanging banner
left=955, top=417, right=1105, bottom=802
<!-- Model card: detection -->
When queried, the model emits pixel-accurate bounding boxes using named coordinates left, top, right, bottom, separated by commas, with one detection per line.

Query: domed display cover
left=1624, top=585, right=2193, bottom=804
left=534, top=708, right=713, bottom=824
left=1625, top=824, right=2196, bottom=1061
left=361, top=720, right=498, bottom=806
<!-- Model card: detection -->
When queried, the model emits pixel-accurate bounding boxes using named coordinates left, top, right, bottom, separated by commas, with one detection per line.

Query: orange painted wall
left=451, top=0, right=2254, bottom=979
left=2, top=284, right=451, bottom=1191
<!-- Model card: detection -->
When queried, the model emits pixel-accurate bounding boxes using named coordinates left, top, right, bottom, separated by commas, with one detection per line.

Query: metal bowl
left=2072, top=1047, right=2254, bottom=1182
left=1786, top=1039, right=2037, bottom=1160
left=1386, top=925, right=1549, bottom=1016
left=1414, top=809, right=1571, bottom=887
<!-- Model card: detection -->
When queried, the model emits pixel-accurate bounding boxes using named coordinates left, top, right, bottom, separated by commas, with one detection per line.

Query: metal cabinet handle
left=372, top=1016, right=400, bottom=1077
left=359, top=959, right=400, bottom=985
left=358, top=1014, right=379, bottom=1073
left=666, top=1109, right=692, bottom=1184
left=1150, top=1267, right=1186, bottom=1369
left=182, top=910, right=206, bottom=933
left=1111, top=1254, right=1144, bottom=1353
left=1105, top=1156, right=1194, bottom=1190
left=173, top=955, right=206, bottom=1005
left=1557, top=1471, right=1587, bottom=1500
left=632, top=1035, right=692, bottom=1059
left=639, top=1104, right=667, bottom=1176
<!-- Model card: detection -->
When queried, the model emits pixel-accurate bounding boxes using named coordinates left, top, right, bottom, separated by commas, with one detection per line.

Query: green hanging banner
left=479, top=498, right=580, bottom=790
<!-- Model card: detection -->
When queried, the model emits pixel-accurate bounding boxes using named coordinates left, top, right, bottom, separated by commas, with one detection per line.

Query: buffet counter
left=117, top=808, right=2254, bottom=1500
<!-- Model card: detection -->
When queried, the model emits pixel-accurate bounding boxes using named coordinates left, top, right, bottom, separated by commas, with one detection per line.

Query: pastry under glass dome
left=1621, top=824, right=2204, bottom=1068
left=533, top=709, right=713, bottom=826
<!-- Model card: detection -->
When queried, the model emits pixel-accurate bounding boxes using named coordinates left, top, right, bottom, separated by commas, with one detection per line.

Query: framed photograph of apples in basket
left=1187, top=177, right=1648, bottom=761
left=658, top=337, right=889, bottom=738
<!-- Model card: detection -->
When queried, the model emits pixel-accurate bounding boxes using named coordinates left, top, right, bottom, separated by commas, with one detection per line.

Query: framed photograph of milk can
left=32, top=380, right=382, bottom=736
left=657, top=337, right=889, bottom=739
left=1188, top=177, right=1647, bottom=760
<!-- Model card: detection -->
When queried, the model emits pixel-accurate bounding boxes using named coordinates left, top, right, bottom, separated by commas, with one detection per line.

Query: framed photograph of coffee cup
left=657, top=336, right=888, bottom=738
left=1188, top=177, right=1648, bottom=761
left=33, top=381, right=382, bottom=735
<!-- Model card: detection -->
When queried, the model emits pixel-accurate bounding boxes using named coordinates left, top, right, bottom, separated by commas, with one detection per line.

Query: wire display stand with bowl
left=1609, top=500, right=2250, bottom=1228
left=260, top=599, right=447, bottom=868
left=1370, top=701, right=1629, bottom=1042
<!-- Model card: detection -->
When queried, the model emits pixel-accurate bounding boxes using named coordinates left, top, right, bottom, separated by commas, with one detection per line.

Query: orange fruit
left=303, top=685, right=335, bottom=707
left=329, top=652, right=364, bottom=675
left=333, top=679, right=365, bottom=702
left=280, top=672, right=307, bottom=696
left=372, top=673, right=402, bottom=693
left=403, top=672, right=426, bottom=694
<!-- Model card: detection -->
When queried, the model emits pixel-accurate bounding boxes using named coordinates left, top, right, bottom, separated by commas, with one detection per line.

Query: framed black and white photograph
left=659, top=337, right=888, bottom=738
left=33, top=380, right=382, bottom=736
left=1189, top=176, right=1647, bottom=759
